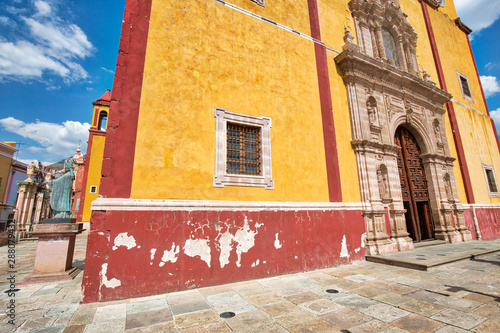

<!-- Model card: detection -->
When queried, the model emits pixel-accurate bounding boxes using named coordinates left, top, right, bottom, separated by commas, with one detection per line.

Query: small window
left=457, top=72, right=473, bottom=101
left=213, top=108, right=273, bottom=189
left=97, top=111, right=108, bottom=131
left=90, top=186, right=97, bottom=194
left=482, top=164, right=499, bottom=197
left=382, top=28, right=400, bottom=68
left=226, top=123, right=261, bottom=175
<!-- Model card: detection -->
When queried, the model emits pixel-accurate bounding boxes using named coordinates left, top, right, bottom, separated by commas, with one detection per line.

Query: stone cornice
left=351, top=139, right=400, bottom=155
left=335, top=49, right=452, bottom=109
left=91, top=198, right=367, bottom=212
left=454, top=18, right=472, bottom=35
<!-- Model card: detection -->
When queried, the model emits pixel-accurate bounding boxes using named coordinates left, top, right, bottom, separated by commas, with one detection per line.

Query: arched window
left=97, top=111, right=108, bottom=131
left=382, top=28, right=400, bottom=68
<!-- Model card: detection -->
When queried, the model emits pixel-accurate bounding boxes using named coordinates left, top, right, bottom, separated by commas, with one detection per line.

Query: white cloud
left=490, top=108, right=500, bottom=132
left=480, top=76, right=500, bottom=98
left=0, top=117, right=90, bottom=163
left=34, top=1, right=52, bottom=17
left=455, top=0, right=500, bottom=34
left=0, top=1, right=94, bottom=83
left=101, top=67, right=115, bottom=74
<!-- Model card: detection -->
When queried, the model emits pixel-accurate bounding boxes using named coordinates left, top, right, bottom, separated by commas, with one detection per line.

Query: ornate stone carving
left=336, top=7, right=471, bottom=253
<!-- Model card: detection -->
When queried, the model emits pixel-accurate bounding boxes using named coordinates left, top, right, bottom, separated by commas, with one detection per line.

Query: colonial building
left=82, top=0, right=500, bottom=302
left=77, top=90, right=111, bottom=224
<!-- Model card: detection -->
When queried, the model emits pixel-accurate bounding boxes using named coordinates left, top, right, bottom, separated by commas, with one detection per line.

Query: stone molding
left=213, top=107, right=274, bottom=189
left=250, top=0, right=265, bottom=7
left=454, top=18, right=472, bottom=35
left=349, top=0, right=419, bottom=75
left=91, top=198, right=366, bottom=212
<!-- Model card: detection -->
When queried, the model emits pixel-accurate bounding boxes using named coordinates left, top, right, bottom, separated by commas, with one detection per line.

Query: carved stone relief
left=336, top=10, right=472, bottom=255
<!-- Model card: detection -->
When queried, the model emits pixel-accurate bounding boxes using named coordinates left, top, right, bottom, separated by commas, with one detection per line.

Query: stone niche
left=336, top=0, right=472, bottom=255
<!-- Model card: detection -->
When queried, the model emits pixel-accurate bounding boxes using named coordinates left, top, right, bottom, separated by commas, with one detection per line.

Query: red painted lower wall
left=475, top=207, right=500, bottom=240
left=462, top=209, right=477, bottom=240
left=82, top=208, right=365, bottom=303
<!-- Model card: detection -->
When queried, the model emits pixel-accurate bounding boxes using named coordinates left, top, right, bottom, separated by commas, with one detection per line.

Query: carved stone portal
left=337, top=2, right=472, bottom=255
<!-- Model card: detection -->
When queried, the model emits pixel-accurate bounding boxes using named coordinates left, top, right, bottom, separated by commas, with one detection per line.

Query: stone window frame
left=90, top=186, right=97, bottom=194
left=482, top=164, right=499, bottom=198
left=349, top=0, right=419, bottom=75
left=457, top=71, right=474, bottom=102
left=213, top=107, right=274, bottom=189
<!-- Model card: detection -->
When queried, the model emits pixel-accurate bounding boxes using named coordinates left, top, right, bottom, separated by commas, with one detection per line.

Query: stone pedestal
left=21, top=221, right=84, bottom=284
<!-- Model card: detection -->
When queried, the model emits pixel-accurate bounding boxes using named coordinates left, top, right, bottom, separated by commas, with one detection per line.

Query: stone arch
left=390, top=114, right=433, bottom=155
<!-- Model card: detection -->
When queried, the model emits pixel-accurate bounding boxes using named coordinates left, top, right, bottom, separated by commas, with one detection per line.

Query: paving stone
left=177, top=321, right=230, bottom=332
left=30, top=325, right=66, bottom=333
left=320, top=307, right=373, bottom=329
left=352, top=286, right=387, bottom=298
left=471, top=304, right=500, bottom=319
left=235, top=321, right=288, bottom=333
left=45, top=303, right=79, bottom=317
left=260, top=300, right=301, bottom=317
left=231, top=282, right=270, bottom=297
left=273, top=309, right=317, bottom=328
left=373, top=292, right=413, bottom=306
left=222, top=310, right=270, bottom=331
left=472, top=319, right=500, bottom=333
left=62, top=325, right=86, bottom=333
left=434, top=295, right=483, bottom=312
left=406, top=290, right=447, bottom=303
left=285, top=291, right=323, bottom=305
left=125, top=321, right=177, bottom=333
left=288, top=277, right=326, bottom=291
left=300, top=299, right=343, bottom=315
left=399, top=299, right=446, bottom=317
left=126, top=298, right=169, bottom=315
left=174, top=309, right=221, bottom=329
left=348, top=319, right=398, bottom=333
left=244, top=292, right=283, bottom=306
left=68, top=306, right=97, bottom=325
left=332, top=293, right=380, bottom=311
left=430, top=308, right=487, bottom=330
left=344, top=274, right=378, bottom=283
left=92, top=303, right=127, bottom=322
left=383, top=283, right=419, bottom=295
left=391, top=314, right=445, bottom=333
left=463, top=292, right=498, bottom=303
left=166, top=290, right=204, bottom=306
left=82, top=318, right=126, bottom=332
left=287, top=318, right=342, bottom=333
left=433, top=326, right=470, bottom=333
left=32, top=288, right=61, bottom=297
left=125, top=308, right=173, bottom=330
left=170, top=300, right=211, bottom=316
left=358, top=302, right=410, bottom=323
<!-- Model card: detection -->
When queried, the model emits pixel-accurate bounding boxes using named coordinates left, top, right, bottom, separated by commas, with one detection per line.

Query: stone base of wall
left=81, top=199, right=366, bottom=303
left=465, top=204, right=500, bottom=241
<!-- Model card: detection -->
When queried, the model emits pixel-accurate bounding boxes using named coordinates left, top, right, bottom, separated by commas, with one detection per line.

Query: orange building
left=82, top=0, right=500, bottom=302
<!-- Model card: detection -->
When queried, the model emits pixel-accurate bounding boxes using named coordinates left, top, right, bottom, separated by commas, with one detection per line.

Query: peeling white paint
left=150, top=249, right=157, bottom=261
left=354, top=247, right=361, bottom=253
left=361, top=233, right=366, bottom=248
left=160, top=244, right=180, bottom=266
left=251, top=259, right=260, bottom=267
left=218, top=231, right=234, bottom=268
left=234, top=220, right=259, bottom=267
left=294, top=256, right=298, bottom=259
left=263, top=261, right=266, bottom=264
left=274, top=233, right=282, bottom=249
left=183, top=239, right=211, bottom=267
left=100, top=263, right=121, bottom=289
left=340, top=235, right=350, bottom=258
left=112, top=233, right=137, bottom=250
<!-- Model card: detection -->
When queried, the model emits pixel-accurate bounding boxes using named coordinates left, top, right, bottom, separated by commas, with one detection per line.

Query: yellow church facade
left=81, top=0, right=500, bottom=302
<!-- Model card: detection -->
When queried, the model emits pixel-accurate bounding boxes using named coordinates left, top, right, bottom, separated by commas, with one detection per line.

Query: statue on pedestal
left=49, top=160, right=75, bottom=219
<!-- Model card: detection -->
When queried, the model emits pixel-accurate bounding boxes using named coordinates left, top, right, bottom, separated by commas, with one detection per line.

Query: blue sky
left=0, top=0, right=499, bottom=165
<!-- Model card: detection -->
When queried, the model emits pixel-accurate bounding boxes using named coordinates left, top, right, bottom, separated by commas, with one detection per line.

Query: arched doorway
left=395, top=127, right=434, bottom=242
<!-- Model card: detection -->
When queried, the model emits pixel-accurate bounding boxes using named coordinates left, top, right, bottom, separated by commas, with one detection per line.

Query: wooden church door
left=395, top=127, right=434, bottom=242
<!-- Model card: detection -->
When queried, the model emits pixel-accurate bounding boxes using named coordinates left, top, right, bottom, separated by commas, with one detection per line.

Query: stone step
left=413, top=239, right=446, bottom=248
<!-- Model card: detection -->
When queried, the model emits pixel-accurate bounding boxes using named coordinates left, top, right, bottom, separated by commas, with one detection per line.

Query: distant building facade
left=82, top=0, right=500, bottom=302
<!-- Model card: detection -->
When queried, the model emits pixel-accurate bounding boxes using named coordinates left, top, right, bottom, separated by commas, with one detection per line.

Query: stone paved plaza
left=1, top=234, right=500, bottom=332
